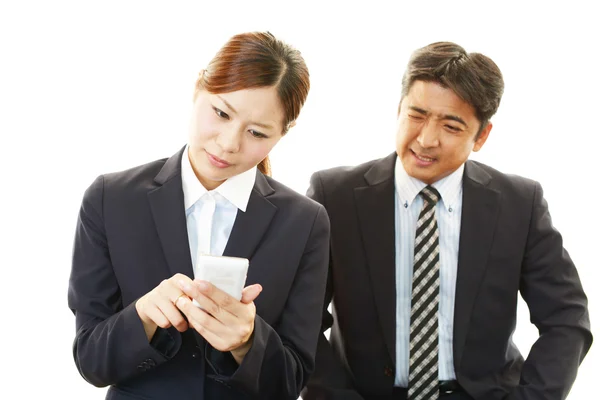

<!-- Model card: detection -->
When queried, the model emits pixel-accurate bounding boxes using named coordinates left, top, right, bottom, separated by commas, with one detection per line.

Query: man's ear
left=473, top=122, right=493, bottom=152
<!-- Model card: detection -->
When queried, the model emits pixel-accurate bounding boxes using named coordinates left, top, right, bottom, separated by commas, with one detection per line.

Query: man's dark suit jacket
left=302, top=153, right=592, bottom=400
left=68, top=147, right=330, bottom=400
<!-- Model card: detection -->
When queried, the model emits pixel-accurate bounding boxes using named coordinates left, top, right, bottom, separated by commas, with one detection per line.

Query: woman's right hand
left=135, top=273, right=194, bottom=341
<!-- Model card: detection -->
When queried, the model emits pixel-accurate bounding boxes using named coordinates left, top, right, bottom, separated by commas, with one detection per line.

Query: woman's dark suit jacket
left=68, top=147, right=330, bottom=400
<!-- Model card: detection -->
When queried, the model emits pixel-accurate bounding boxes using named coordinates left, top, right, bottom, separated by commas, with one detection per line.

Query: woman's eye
left=213, top=107, right=230, bottom=120
left=249, top=129, right=267, bottom=139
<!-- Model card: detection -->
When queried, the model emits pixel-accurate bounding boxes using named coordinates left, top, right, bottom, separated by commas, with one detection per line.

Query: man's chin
left=405, top=167, right=437, bottom=184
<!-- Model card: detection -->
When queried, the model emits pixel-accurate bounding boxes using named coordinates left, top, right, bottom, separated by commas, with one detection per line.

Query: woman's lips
left=206, top=151, right=232, bottom=168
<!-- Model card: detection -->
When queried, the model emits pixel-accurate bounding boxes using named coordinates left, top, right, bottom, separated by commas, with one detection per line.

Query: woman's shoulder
left=82, top=153, right=179, bottom=203
left=103, top=157, right=169, bottom=187
left=260, top=175, right=330, bottom=236
left=261, top=174, right=324, bottom=213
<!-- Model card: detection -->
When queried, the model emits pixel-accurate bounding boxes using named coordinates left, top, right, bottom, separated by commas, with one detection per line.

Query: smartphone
left=193, top=254, right=249, bottom=304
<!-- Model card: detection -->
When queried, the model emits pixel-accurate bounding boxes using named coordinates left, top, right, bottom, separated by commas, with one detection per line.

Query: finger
left=182, top=302, right=242, bottom=353
left=156, top=278, right=192, bottom=329
left=170, top=273, right=195, bottom=287
left=157, top=278, right=191, bottom=305
left=191, top=291, right=237, bottom=325
left=176, top=295, right=226, bottom=335
left=144, top=304, right=171, bottom=330
left=155, top=295, right=189, bottom=332
left=194, top=280, right=242, bottom=314
left=192, top=318, right=231, bottom=352
left=178, top=296, right=255, bottom=352
left=176, top=278, right=202, bottom=301
left=241, top=284, right=263, bottom=304
left=190, top=309, right=255, bottom=354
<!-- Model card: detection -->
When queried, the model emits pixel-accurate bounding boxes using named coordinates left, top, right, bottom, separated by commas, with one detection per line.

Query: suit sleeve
left=301, top=172, right=365, bottom=400
left=205, top=199, right=331, bottom=400
left=68, top=176, right=181, bottom=387
left=507, top=182, right=592, bottom=400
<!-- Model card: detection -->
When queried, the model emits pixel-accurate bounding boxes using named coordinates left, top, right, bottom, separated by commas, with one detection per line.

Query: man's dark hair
left=400, top=42, right=504, bottom=136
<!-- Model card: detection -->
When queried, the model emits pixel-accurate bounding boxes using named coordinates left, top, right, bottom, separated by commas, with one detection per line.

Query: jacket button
left=192, top=352, right=200, bottom=359
left=384, top=366, right=394, bottom=377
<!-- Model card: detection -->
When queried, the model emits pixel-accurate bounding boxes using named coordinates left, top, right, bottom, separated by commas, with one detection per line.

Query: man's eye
left=213, top=107, right=230, bottom=120
left=408, top=114, right=424, bottom=120
left=445, top=125, right=460, bottom=132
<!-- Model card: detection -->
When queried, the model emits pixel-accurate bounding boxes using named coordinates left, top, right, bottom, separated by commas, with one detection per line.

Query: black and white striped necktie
left=408, top=185, right=441, bottom=400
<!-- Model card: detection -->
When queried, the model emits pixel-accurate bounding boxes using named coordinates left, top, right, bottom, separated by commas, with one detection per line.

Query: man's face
left=396, top=80, right=492, bottom=184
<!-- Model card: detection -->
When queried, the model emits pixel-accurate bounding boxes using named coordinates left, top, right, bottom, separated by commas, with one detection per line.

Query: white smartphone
left=193, top=254, right=249, bottom=305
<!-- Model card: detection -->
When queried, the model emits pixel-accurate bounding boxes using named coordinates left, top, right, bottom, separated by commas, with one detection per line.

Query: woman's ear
left=193, top=70, right=206, bottom=101
left=282, top=120, right=296, bottom=135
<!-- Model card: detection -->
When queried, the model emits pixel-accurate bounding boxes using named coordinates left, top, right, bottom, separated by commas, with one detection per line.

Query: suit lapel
left=354, top=153, right=397, bottom=364
left=222, top=172, right=277, bottom=283
left=147, top=146, right=195, bottom=279
left=453, top=161, right=500, bottom=369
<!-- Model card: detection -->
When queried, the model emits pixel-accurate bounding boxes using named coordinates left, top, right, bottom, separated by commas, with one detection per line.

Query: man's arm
left=302, top=171, right=365, bottom=400
left=508, top=182, right=592, bottom=400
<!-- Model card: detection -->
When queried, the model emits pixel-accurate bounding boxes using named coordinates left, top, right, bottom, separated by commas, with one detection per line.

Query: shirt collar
left=181, top=145, right=256, bottom=212
left=394, top=156, right=464, bottom=211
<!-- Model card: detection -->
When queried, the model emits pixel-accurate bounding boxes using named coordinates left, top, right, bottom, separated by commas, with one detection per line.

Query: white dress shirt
left=394, top=157, right=464, bottom=386
left=181, top=146, right=256, bottom=277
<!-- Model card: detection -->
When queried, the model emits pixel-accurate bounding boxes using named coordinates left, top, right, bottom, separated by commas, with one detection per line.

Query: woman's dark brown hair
left=196, top=31, right=310, bottom=176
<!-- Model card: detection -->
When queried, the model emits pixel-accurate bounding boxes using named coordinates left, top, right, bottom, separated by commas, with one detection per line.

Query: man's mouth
left=411, top=150, right=436, bottom=162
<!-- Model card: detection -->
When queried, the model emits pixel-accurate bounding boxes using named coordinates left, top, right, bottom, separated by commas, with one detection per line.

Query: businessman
left=302, top=42, right=592, bottom=400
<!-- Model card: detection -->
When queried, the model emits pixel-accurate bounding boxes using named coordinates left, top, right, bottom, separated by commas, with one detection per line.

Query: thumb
left=241, top=284, right=263, bottom=304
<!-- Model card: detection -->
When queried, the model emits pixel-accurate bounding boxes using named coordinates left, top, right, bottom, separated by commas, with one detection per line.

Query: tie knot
left=420, top=185, right=441, bottom=205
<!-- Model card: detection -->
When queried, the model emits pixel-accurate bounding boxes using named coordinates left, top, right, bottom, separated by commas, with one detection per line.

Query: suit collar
left=153, top=145, right=275, bottom=196
left=395, top=157, right=464, bottom=210
left=366, top=151, right=468, bottom=207
left=453, top=159, right=500, bottom=369
left=148, top=146, right=277, bottom=280
left=148, top=147, right=194, bottom=278
left=364, top=152, right=397, bottom=186
left=252, top=168, right=275, bottom=197
left=355, top=153, right=398, bottom=364
left=358, top=156, right=500, bottom=369
left=463, top=159, right=492, bottom=187
left=154, top=145, right=185, bottom=185
left=222, top=172, right=277, bottom=261
left=180, top=145, right=257, bottom=212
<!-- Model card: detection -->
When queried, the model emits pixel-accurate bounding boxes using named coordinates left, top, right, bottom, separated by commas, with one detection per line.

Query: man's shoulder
left=467, top=160, right=540, bottom=195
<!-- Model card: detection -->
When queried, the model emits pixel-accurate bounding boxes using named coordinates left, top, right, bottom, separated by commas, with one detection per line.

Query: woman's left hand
left=175, top=280, right=263, bottom=364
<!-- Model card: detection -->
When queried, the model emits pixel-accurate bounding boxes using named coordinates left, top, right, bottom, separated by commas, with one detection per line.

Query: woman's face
left=188, top=86, right=285, bottom=190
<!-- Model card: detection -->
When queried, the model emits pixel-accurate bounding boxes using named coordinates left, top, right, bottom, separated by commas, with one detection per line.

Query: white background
left=1, top=1, right=598, bottom=399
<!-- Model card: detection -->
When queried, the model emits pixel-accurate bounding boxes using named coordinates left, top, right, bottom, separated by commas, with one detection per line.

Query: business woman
left=68, top=31, right=330, bottom=400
